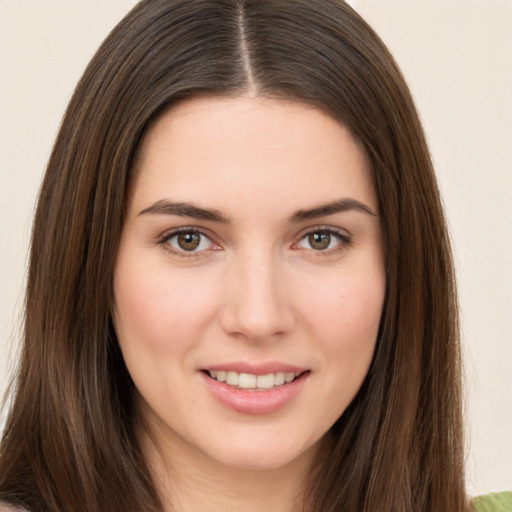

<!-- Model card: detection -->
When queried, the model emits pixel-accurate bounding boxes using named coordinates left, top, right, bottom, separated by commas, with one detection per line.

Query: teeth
left=207, top=370, right=301, bottom=390
left=274, top=372, right=285, bottom=386
left=238, top=373, right=256, bottom=389
left=226, top=371, right=239, bottom=386
left=256, top=373, right=275, bottom=389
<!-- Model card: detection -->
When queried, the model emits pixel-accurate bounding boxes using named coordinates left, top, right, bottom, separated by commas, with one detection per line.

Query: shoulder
left=0, top=503, right=29, bottom=512
left=472, top=491, right=512, bottom=511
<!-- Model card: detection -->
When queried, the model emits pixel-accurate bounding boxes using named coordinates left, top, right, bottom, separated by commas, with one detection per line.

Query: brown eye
left=177, top=232, right=201, bottom=251
left=296, top=229, right=350, bottom=253
left=165, top=230, right=215, bottom=253
left=308, top=232, right=332, bottom=250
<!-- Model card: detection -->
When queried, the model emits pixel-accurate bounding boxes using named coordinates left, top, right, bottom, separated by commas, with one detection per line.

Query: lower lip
left=200, top=371, right=310, bottom=415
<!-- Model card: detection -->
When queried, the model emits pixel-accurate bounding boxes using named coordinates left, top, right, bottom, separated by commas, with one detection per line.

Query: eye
left=296, top=229, right=350, bottom=252
left=161, top=229, right=219, bottom=254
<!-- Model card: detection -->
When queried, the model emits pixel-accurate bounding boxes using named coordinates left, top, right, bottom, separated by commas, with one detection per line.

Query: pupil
left=309, top=232, right=330, bottom=250
left=177, top=232, right=200, bottom=251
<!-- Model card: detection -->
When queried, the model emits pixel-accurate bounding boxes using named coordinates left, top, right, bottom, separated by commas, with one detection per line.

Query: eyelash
left=157, top=226, right=352, bottom=258
left=158, top=227, right=219, bottom=259
left=294, top=226, right=352, bottom=256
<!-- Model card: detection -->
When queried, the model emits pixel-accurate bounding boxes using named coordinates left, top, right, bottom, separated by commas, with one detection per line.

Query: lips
left=200, top=364, right=310, bottom=414
left=207, top=370, right=301, bottom=390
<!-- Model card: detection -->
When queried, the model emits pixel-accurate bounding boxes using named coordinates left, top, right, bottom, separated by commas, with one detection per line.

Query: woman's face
left=113, top=96, right=385, bottom=471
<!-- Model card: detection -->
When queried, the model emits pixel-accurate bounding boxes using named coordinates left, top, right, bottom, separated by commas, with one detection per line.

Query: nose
left=219, top=250, right=295, bottom=342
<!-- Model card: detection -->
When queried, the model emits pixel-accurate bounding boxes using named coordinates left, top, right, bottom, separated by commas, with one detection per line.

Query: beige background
left=0, top=0, right=510, bottom=497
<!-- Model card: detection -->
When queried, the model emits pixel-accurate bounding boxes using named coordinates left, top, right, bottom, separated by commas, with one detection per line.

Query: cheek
left=305, top=271, right=384, bottom=338
left=302, top=268, right=385, bottom=384
left=113, top=257, right=219, bottom=355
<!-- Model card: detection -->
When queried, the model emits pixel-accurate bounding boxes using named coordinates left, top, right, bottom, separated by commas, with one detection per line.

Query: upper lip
left=201, top=362, right=309, bottom=376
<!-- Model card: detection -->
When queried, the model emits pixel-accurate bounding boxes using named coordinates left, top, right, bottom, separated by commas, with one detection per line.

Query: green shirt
left=473, top=491, right=512, bottom=511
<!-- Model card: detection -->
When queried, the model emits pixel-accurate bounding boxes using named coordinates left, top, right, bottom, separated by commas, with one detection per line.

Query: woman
left=0, top=0, right=506, bottom=510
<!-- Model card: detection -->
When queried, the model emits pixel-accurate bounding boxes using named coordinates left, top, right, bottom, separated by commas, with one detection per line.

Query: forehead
left=129, top=96, right=377, bottom=217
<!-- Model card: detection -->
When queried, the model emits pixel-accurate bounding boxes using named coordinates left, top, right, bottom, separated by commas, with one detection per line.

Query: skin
left=113, top=96, right=386, bottom=511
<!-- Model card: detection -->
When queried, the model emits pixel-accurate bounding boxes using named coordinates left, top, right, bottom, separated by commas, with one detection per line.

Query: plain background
left=0, top=0, right=510, bottom=497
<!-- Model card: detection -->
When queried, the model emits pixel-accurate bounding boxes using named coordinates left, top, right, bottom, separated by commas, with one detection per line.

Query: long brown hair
left=0, top=1, right=466, bottom=510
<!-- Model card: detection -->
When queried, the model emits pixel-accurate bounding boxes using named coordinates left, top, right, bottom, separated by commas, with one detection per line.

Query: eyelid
left=292, top=225, right=352, bottom=253
left=294, top=224, right=352, bottom=241
left=158, top=226, right=222, bottom=258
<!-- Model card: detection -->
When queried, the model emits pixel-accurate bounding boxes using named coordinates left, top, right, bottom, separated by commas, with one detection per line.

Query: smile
left=201, top=368, right=310, bottom=414
left=207, top=370, right=301, bottom=390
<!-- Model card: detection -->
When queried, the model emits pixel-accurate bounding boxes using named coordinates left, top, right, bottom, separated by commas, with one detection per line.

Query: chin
left=203, top=434, right=322, bottom=473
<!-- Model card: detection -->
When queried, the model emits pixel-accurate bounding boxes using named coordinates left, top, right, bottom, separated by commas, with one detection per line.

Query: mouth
left=200, top=366, right=311, bottom=414
left=203, top=370, right=306, bottom=391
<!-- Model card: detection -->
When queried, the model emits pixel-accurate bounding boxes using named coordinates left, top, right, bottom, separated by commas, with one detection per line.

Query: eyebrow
left=139, top=199, right=231, bottom=223
left=288, top=198, right=377, bottom=222
left=138, top=197, right=377, bottom=223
